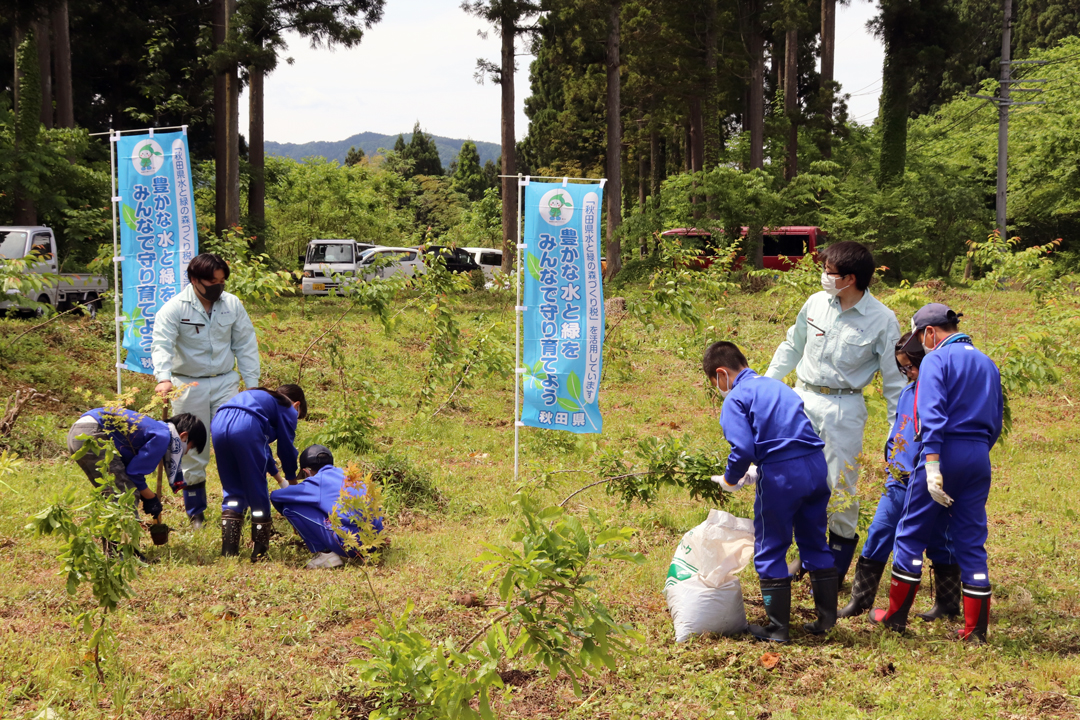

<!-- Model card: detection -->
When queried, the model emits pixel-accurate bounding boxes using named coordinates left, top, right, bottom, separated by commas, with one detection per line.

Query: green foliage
left=261, top=156, right=415, bottom=260
left=0, top=249, right=64, bottom=313
left=202, top=225, right=297, bottom=303
left=328, top=464, right=387, bottom=557
left=400, top=122, right=444, bottom=178
left=28, top=431, right=145, bottom=682
left=596, top=435, right=729, bottom=506
left=451, top=141, right=488, bottom=202
left=351, top=493, right=643, bottom=718
left=361, top=451, right=442, bottom=513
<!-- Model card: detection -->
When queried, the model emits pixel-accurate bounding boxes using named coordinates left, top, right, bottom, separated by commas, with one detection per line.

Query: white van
left=302, top=239, right=369, bottom=295
left=357, top=246, right=426, bottom=281
left=462, top=247, right=504, bottom=280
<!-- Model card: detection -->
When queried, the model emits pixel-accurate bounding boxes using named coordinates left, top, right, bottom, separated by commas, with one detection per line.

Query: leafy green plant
left=576, top=435, right=729, bottom=507
left=350, top=493, right=643, bottom=719
left=28, top=437, right=144, bottom=684
left=203, top=225, right=297, bottom=303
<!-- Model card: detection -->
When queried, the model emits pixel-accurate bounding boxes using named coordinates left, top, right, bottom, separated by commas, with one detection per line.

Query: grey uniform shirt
left=764, top=290, right=906, bottom=418
left=150, top=284, right=260, bottom=387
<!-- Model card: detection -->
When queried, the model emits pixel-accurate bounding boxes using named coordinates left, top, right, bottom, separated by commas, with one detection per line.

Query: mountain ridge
left=265, top=131, right=501, bottom=170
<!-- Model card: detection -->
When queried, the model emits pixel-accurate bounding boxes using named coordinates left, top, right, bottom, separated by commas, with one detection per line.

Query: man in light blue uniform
left=151, top=253, right=260, bottom=529
left=765, top=242, right=905, bottom=583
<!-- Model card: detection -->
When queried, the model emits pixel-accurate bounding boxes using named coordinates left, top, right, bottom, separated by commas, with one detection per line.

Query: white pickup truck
left=0, top=225, right=109, bottom=316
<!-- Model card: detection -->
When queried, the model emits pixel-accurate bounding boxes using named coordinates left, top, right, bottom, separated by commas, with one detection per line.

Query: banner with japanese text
left=117, top=131, right=198, bottom=374
left=521, top=181, right=605, bottom=433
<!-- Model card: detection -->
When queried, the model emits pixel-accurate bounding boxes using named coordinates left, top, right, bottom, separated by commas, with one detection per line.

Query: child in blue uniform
left=270, top=445, right=385, bottom=569
left=212, top=385, right=307, bottom=561
left=704, top=341, right=835, bottom=642
left=871, top=304, right=1003, bottom=643
left=840, top=335, right=959, bottom=619
left=67, top=408, right=206, bottom=519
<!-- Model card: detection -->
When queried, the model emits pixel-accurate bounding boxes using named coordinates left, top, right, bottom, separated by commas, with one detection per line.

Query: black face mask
left=199, top=282, right=225, bottom=302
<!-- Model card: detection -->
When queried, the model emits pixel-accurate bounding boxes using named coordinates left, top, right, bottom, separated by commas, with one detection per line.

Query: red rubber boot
left=868, top=569, right=921, bottom=633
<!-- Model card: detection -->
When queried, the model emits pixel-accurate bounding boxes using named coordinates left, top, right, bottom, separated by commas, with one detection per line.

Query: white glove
left=740, top=464, right=760, bottom=488
left=925, top=461, right=953, bottom=507
left=711, top=474, right=741, bottom=493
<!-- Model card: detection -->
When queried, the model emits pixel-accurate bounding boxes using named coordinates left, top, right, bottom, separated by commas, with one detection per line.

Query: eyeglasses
left=898, top=363, right=915, bottom=375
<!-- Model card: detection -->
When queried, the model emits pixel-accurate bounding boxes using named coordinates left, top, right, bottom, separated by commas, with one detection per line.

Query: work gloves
left=712, top=464, right=760, bottom=493
left=141, top=494, right=164, bottom=519
left=925, top=461, right=953, bottom=507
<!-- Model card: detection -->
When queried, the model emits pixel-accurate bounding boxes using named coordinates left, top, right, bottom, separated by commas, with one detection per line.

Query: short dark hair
left=702, top=341, right=748, bottom=376
left=821, top=241, right=875, bottom=290
left=168, top=413, right=207, bottom=453
left=929, top=322, right=960, bottom=333
left=187, top=253, right=230, bottom=283
left=895, top=332, right=925, bottom=371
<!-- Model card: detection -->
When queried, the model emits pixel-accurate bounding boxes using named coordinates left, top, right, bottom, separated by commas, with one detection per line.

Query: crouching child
left=704, top=341, right=835, bottom=642
left=270, top=445, right=385, bottom=570
left=67, top=408, right=206, bottom=520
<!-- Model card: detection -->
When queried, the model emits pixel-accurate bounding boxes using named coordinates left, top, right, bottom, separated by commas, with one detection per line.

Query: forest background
left=1, top=0, right=1079, bottom=280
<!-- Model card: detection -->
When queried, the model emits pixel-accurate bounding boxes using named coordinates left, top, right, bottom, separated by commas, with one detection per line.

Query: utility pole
left=974, top=0, right=1045, bottom=241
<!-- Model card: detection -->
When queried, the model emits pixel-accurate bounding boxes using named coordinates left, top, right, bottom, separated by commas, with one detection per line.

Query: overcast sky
left=241, top=0, right=885, bottom=146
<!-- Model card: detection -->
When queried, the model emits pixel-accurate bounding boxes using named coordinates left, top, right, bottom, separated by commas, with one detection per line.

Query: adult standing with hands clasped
left=151, top=253, right=261, bottom=529
left=764, top=242, right=906, bottom=584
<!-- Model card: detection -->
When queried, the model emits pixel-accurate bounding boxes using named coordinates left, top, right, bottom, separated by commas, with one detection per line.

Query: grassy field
left=1, top=276, right=1078, bottom=719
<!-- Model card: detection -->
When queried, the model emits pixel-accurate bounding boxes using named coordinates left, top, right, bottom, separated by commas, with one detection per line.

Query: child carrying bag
left=664, top=509, right=755, bottom=641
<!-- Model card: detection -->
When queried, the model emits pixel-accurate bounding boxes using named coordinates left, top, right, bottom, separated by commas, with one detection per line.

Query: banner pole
left=109, top=130, right=122, bottom=395
left=513, top=173, right=524, bottom=487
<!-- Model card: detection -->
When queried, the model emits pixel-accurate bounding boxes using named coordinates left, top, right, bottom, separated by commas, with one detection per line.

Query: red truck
left=661, top=226, right=823, bottom=270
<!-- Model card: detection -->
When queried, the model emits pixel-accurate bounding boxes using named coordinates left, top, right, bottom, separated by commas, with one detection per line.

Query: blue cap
left=911, top=303, right=962, bottom=332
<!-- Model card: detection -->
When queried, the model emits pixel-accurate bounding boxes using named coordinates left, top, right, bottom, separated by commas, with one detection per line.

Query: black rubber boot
left=869, top=569, right=921, bottom=633
left=839, top=556, right=887, bottom=618
left=917, top=563, right=962, bottom=622
left=829, top=532, right=859, bottom=586
left=749, top=577, right=791, bottom=642
left=960, top=583, right=991, bottom=644
left=804, top=567, right=839, bottom=635
left=250, top=510, right=272, bottom=563
left=221, top=510, right=243, bottom=557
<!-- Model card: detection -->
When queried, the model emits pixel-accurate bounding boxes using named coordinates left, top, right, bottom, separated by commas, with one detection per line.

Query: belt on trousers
left=796, top=379, right=863, bottom=396
left=175, top=372, right=229, bottom=380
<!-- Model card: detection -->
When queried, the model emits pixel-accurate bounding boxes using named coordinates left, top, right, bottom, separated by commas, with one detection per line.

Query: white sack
left=663, top=509, right=755, bottom=641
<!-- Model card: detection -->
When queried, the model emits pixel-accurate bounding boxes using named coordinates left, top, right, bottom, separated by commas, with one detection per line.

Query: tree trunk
left=877, top=32, right=910, bottom=185
left=687, top=98, right=704, bottom=172
left=649, top=130, right=660, bottom=197
left=213, top=0, right=228, bottom=235
left=52, top=1, right=73, bottom=128
left=225, top=0, right=240, bottom=229
left=498, top=7, right=517, bottom=275
left=703, top=0, right=721, bottom=170
left=248, top=58, right=266, bottom=252
left=13, top=26, right=40, bottom=225
left=638, top=143, right=647, bottom=207
left=819, top=0, right=836, bottom=158
left=683, top=121, right=692, bottom=172
left=748, top=1, right=765, bottom=171
left=604, top=0, right=623, bottom=280
left=34, top=19, right=52, bottom=130
left=784, top=27, right=798, bottom=180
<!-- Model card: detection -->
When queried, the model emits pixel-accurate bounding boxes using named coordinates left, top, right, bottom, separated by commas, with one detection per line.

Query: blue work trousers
left=182, top=483, right=207, bottom=518
left=212, top=408, right=273, bottom=520
left=894, top=439, right=992, bottom=585
left=754, top=452, right=833, bottom=579
left=280, top=505, right=357, bottom=557
left=861, top=480, right=955, bottom=565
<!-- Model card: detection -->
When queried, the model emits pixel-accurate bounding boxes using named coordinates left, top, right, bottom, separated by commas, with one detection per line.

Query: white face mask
left=821, top=272, right=851, bottom=297
left=716, top=370, right=731, bottom=397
